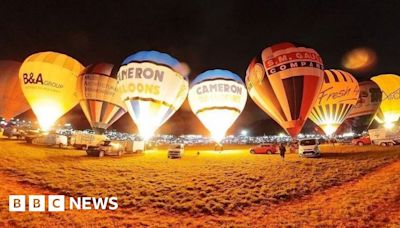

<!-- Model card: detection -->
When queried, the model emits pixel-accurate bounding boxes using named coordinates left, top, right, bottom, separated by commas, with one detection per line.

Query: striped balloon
left=188, top=69, right=247, bottom=142
left=117, top=51, right=189, bottom=139
left=309, top=69, right=360, bottom=135
left=0, top=61, right=30, bottom=120
left=77, top=63, right=127, bottom=133
left=19, top=51, right=83, bottom=130
left=246, top=42, right=324, bottom=137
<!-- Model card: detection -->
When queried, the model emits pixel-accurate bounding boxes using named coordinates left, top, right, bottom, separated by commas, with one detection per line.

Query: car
left=86, top=140, right=125, bottom=157
left=351, top=136, right=371, bottom=146
left=298, top=138, right=321, bottom=158
left=168, top=144, right=184, bottom=159
left=249, top=144, right=278, bottom=154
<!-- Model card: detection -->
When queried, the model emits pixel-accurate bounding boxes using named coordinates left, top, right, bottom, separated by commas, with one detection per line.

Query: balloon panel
left=346, top=81, right=381, bottom=119
left=118, top=51, right=188, bottom=139
left=0, top=61, right=30, bottom=120
left=309, top=70, right=359, bottom=135
left=371, top=74, right=400, bottom=128
left=189, top=69, right=247, bottom=141
left=77, top=63, right=127, bottom=131
left=246, top=42, right=324, bottom=137
left=19, top=51, right=83, bottom=130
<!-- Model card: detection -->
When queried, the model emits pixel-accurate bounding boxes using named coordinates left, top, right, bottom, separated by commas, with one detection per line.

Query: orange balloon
left=246, top=42, right=324, bottom=137
left=342, top=47, right=376, bottom=72
left=0, top=60, right=30, bottom=120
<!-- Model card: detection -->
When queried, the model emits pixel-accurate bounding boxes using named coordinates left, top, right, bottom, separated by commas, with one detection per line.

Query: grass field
left=0, top=139, right=400, bottom=227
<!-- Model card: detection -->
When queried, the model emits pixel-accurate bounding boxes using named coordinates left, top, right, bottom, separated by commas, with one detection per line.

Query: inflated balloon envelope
left=0, top=60, right=30, bottom=120
left=346, top=81, right=381, bottom=119
left=371, top=74, right=400, bottom=129
left=188, top=69, right=247, bottom=142
left=117, top=51, right=189, bottom=140
left=309, top=69, right=360, bottom=136
left=343, top=81, right=381, bottom=132
left=19, top=51, right=83, bottom=131
left=246, top=42, right=324, bottom=138
left=77, top=63, right=127, bottom=133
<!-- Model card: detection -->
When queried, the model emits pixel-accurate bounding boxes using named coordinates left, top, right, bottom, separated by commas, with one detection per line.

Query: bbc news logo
left=9, top=195, right=118, bottom=212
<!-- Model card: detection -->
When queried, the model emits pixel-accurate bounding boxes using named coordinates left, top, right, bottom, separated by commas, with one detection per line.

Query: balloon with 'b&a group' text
left=19, top=51, right=83, bottom=131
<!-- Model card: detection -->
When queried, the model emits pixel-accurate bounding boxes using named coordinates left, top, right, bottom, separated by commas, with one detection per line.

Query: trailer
left=32, top=133, right=68, bottom=148
left=368, top=127, right=400, bottom=146
left=70, top=132, right=108, bottom=150
left=112, top=140, right=145, bottom=153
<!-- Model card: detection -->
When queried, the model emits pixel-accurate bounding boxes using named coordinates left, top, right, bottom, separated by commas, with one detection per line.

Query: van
left=298, top=138, right=321, bottom=158
left=168, top=144, right=184, bottom=159
left=32, top=133, right=68, bottom=148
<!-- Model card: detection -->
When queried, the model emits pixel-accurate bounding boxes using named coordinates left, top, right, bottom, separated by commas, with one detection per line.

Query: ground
left=0, top=139, right=399, bottom=227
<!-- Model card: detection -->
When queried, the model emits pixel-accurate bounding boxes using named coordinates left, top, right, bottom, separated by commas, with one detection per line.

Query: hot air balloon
left=246, top=42, right=324, bottom=138
left=117, top=51, right=189, bottom=140
left=188, top=69, right=247, bottom=142
left=371, top=74, right=400, bottom=129
left=343, top=81, right=382, bottom=133
left=0, top=61, right=30, bottom=120
left=19, top=51, right=84, bottom=131
left=309, top=70, right=360, bottom=136
left=342, top=47, right=377, bottom=72
left=77, top=63, right=127, bottom=133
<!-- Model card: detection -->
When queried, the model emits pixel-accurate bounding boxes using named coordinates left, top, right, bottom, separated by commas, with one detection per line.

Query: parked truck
left=85, top=139, right=145, bottom=157
left=368, top=126, right=400, bottom=146
left=3, top=126, right=26, bottom=139
left=70, top=132, right=108, bottom=150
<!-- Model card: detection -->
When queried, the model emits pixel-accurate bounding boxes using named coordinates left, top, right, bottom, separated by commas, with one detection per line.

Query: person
left=279, top=143, right=286, bottom=161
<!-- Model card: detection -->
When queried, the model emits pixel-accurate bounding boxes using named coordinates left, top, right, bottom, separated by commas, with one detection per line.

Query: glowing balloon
left=117, top=51, right=189, bottom=139
left=188, top=69, right=247, bottom=142
left=374, top=107, right=385, bottom=124
left=77, top=63, right=127, bottom=133
left=342, top=47, right=376, bottom=72
left=246, top=42, right=324, bottom=137
left=344, top=81, right=381, bottom=132
left=0, top=61, right=30, bottom=120
left=309, top=70, right=360, bottom=136
left=371, top=74, right=400, bottom=129
left=19, top=51, right=83, bottom=130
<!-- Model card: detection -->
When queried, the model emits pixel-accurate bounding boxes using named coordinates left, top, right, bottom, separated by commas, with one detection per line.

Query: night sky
left=1, top=0, right=400, bottom=135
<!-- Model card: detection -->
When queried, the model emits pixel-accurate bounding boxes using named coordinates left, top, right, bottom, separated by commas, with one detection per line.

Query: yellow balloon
left=371, top=74, right=400, bottom=129
left=309, top=70, right=359, bottom=135
left=19, top=51, right=84, bottom=130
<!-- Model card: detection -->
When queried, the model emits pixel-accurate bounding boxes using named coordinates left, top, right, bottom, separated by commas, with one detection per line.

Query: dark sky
left=1, top=0, right=400, bottom=135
